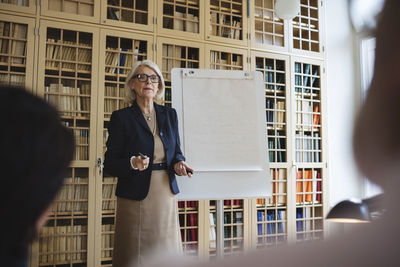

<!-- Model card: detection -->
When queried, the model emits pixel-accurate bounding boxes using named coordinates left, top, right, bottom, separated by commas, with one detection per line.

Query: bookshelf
left=156, top=37, right=204, bottom=107
left=291, top=0, right=324, bottom=56
left=157, top=0, right=203, bottom=39
left=0, top=1, right=328, bottom=266
left=41, top=0, right=100, bottom=24
left=206, top=44, right=247, bottom=70
left=206, top=0, right=248, bottom=46
left=250, top=0, right=288, bottom=51
left=38, top=168, right=89, bottom=265
left=0, top=0, right=35, bottom=14
left=0, top=15, right=34, bottom=89
left=178, top=200, right=206, bottom=258
left=35, top=20, right=99, bottom=267
left=291, top=57, right=325, bottom=243
left=101, top=0, right=154, bottom=32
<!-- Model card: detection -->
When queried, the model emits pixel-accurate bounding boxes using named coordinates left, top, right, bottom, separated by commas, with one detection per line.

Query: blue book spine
left=257, top=211, right=263, bottom=235
left=296, top=208, right=303, bottom=232
left=277, top=209, right=284, bottom=234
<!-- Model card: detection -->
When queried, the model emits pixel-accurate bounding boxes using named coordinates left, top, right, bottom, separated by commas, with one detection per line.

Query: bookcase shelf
left=291, top=0, right=323, bottom=57
left=179, top=201, right=200, bottom=256
left=157, top=0, right=203, bottom=39
left=0, top=1, right=328, bottom=266
left=250, top=0, right=288, bottom=52
left=205, top=0, right=247, bottom=46
left=101, top=0, right=154, bottom=32
left=38, top=167, right=90, bottom=266
left=41, top=0, right=100, bottom=24
left=156, top=36, right=204, bottom=106
left=0, top=14, right=34, bottom=88
left=206, top=44, right=248, bottom=70
left=0, top=0, right=35, bottom=14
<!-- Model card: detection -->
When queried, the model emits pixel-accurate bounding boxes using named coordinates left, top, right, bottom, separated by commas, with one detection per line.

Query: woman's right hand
left=131, top=155, right=150, bottom=171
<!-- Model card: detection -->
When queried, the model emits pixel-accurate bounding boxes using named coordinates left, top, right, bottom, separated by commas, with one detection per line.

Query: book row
left=39, top=225, right=87, bottom=264
left=180, top=213, right=198, bottom=245
left=102, top=177, right=117, bottom=211
left=0, top=73, right=24, bottom=85
left=257, top=209, right=286, bottom=244
left=178, top=200, right=198, bottom=209
left=0, top=0, right=28, bottom=6
left=0, top=22, right=27, bottom=65
left=46, top=39, right=92, bottom=71
left=54, top=177, right=88, bottom=213
left=104, top=98, right=125, bottom=114
left=296, top=207, right=322, bottom=240
left=266, top=99, right=285, bottom=126
left=296, top=170, right=322, bottom=203
left=45, top=83, right=91, bottom=117
left=271, top=169, right=286, bottom=205
left=268, top=137, right=286, bottom=163
left=164, top=10, right=200, bottom=33
left=295, top=132, right=321, bottom=163
left=105, top=44, right=143, bottom=74
left=296, top=100, right=320, bottom=129
left=101, top=224, right=115, bottom=259
left=210, top=51, right=242, bottom=69
left=162, top=44, right=199, bottom=80
left=107, top=2, right=147, bottom=24
left=210, top=12, right=241, bottom=39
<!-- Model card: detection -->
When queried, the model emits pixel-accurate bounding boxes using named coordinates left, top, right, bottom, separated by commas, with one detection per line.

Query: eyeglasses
left=133, top=74, right=160, bottom=83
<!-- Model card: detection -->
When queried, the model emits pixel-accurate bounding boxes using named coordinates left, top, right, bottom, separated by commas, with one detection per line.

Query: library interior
left=1, top=0, right=396, bottom=266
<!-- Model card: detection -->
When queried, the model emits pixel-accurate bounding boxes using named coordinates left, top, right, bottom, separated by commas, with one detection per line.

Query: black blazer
left=104, top=101, right=185, bottom=200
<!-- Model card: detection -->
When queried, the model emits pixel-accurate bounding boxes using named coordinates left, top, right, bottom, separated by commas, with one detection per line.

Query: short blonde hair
left=124, top=60, right=165, bottom=104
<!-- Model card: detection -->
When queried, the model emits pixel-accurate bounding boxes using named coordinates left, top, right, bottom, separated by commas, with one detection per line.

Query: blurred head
left=125, top=60, right=165, bottom=104
left=0, top=86, right=74, bottom=257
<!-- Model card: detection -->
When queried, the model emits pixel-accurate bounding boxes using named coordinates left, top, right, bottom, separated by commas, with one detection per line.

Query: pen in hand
left=138, top=152, right=148, bottom=159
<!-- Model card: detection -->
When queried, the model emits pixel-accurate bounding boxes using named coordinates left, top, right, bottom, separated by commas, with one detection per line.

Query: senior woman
left=104, top=59, right=193, bottom=267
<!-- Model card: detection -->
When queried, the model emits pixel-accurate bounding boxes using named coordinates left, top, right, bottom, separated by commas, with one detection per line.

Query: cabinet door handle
left=97, top=157, right=104, bottom=175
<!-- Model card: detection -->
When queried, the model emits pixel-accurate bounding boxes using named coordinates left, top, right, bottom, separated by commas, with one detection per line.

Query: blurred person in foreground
left=144, top=0, right=400, bottom=266
left=0, top=86, right=74, bottom=267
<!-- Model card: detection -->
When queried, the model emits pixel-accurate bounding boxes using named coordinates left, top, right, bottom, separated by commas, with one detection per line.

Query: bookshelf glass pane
left=104, top=35, right=148, bottom=119
left=295, top=167, right=324, bottom=242
left=294, top=62, right=321, bottom=163
left=44, top=27, right=93, bottom=161
left=48, top=0, right=94, bottom=17
left=101, top=175, right=117, bottom=265
left=163, top=0, right=200, bottom=33
left=107, top=0, right=149, bottom=25
left=223, top=199, right=244, bottom=256
left=0, top=20, right=28, bottom=86
left=161, top=43, right=200, bottom=107
left=255, top=56, right=287, bottom=163
left=178, top=201, right=200, bottom=256
left=0, top=0, right=29, bottom=6
left=39, top=167, right=89, bottom=266
left=209, top=0, right=243, bottom=40
left=256, top=168, right=288, bottom=248
left=254, top=0, right=284, bottom=47
left=292, top=0, right=320, bottom=52
left=210, top=50, right=243, bottom=70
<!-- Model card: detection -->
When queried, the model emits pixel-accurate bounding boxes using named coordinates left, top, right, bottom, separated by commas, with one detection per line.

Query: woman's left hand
left=174, top=161, right=194, bottom=178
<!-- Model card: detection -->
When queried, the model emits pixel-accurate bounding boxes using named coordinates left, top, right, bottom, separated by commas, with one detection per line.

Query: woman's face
left=130, top=66, right=160, bottom=101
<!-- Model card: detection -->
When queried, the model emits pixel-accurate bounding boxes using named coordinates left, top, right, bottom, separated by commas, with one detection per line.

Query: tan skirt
left=112, top=170, right=182, bottom=267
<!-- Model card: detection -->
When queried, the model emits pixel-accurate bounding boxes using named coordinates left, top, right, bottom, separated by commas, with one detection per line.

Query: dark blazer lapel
left=130, top=101, right=152, bottom=135
left=154, top=103, right=167, bottom=133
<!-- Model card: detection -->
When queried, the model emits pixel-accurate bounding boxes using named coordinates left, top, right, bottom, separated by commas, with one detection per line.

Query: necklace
left=143, top=109, right=153, bottom=121
left=143, top=113, right=152, bottom=121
